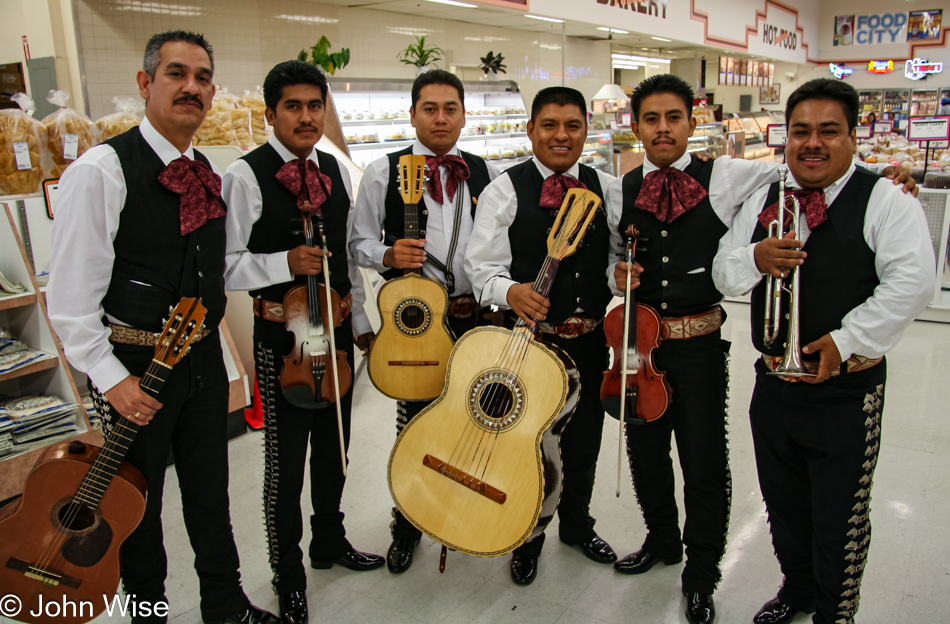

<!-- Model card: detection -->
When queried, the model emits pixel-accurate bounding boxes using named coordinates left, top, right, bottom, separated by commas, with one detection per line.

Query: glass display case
left=883, top=89, right=910, bottom=121
left=858, top=90, right=883, bottom=121
left=582, top=131, right=615, bottom=176
left=911, top=89, right=939, bottom=116
left=612, top=123, right=724, bottom=158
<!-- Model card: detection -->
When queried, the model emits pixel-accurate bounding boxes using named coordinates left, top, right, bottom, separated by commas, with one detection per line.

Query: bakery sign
left=762, top=23, right=798, bottom=50
left=595, top=0, right=668, bottom=19
left=905, top=58, right=943, bottom=81
left=867, top=60, right=894, bottom=74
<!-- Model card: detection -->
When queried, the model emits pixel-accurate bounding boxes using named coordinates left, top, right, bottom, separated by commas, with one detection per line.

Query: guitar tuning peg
left=186, top=346, right=192, bottom=355
left=168, top=305, right=175, bottom=314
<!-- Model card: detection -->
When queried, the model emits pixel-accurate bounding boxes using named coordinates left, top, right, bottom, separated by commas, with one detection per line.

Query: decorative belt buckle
left=449, top=296, right=476, bottom=319
left=554, top=316, right=588, bottom=338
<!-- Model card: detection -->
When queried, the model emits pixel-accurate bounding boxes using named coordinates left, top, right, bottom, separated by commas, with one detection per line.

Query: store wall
left=75, top=0, right=612, bottom=119
left=703, top=58, right=807, bottom=116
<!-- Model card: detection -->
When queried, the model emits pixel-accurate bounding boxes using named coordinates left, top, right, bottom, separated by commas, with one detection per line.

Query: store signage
left=854, top=13, right=907, bottom=44
left=906, top=116, right=950, bottom=142
left=762, top=23, right=798, bottom=50
left=905, top=58, right=943, bottom=81
left=595, top=0, right=668, bottom=19
left=829, top=63, right=853, bottom=79
left=873, top=120, right=894, bottom=134
left=855, top=126, right=873, bottom=139
left=908, top=9, right=942, bottom=41
left=867, top=60, right=894, bottom=74
left=766, top=125, right=787, bottom=147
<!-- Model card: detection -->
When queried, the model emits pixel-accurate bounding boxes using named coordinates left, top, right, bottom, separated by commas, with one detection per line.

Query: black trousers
left=254, top=314, right=354, bottom=594
left=750, top=357, right=886, bottom=624
left=100, top=333, right=248, bottom=623
left=624, top=331, right=731, bottom=594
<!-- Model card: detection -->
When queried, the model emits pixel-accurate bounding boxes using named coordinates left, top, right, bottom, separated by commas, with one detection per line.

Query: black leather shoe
left=386, top=538, right=419, bottom=573
left=614, top=548, right=682, bottom=575
left=510, top=554, right=537, bottom=586
left=205, top=604, right=280, bottom=624
left=753, top=597, right=805, bottom=624
left=561, top=534, right=617, bottom=564
left=684, top=591, right=716, bottom=624
left=312, top=547, right=385, bottom=571
left=278, top=591, right=308, bottom=624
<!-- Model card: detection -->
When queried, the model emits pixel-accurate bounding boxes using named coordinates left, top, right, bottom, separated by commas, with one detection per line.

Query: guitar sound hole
left=57, top=502, right=97, bottom=532
left=400, top=305, right=426, bottom=330
left=478, top=382, right=514, bottom=420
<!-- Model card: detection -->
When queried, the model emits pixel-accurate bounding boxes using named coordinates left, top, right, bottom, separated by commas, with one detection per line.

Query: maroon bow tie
left=425, top=154, right=470, bottom=205
left=634, top=167, right=708, bottom=224
left=276, top=158, right=332, bottom=215
left=158, top=156, right=225, bottom=235
left=540, top=174, right=587, bottom=214
left=758, top=188, right=829, bottom=231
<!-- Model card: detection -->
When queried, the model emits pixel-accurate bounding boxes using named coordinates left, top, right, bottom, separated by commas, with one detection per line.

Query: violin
left=600, top=225, right=671, bottom=494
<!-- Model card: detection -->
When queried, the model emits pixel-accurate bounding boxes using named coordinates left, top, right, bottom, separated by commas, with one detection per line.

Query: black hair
left=530, top=86, right=587, bottom=122
left=410, top=69, right=465, bottom=110
left=785, top=78, right=860, bottom=132
left=263, top=60, right=328, bottom=111
left=629, top=74, right=693, bottom=123
left=144, top=30, right=213, bottom=79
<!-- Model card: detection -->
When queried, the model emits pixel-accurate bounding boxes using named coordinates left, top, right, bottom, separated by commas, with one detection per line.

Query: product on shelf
left=0, top=269, right=26, bottom=296
left=0, top=93, right=48, bottom=196
left=0, top=394, right=80, bottom=452
left=239, top=86, right=271, bottom=145
left=95, top=95, right=144, bottom=142
left=193, top=89, right=241, bottom=148
left=42, top=89, right=98, bottom=178
left=0, top=330, right=55, bottom=374
left=924, top=171, right=950, bottom=188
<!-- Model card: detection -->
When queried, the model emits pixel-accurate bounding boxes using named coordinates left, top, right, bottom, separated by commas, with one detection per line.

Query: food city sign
left=762, top=23, right=798, bottom=50
left=855, top=13, right=908, bottom=44
left=829, top=63, right=853, bottom=79
left=905, top=58, right=943, bottom=81
left=867, top=60, right=894, bottom=74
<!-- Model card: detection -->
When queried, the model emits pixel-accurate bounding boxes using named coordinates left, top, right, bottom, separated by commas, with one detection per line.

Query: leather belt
left=448, top=295, right=477, bottom=320
left=538, top=316, right=601, bottom=339
left=761, top=353, right=883, bottom=382
left=109, top=323, right=212, bottom=347
left=661, top=306, right=723, bottom=340
left=254, top=293, right=352, bottom=323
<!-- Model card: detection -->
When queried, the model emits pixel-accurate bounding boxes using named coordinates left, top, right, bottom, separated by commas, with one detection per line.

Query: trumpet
left=763, top=165, right=813, bottom=378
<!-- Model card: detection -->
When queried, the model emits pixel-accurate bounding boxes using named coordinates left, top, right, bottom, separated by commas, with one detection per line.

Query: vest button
left=662, top=280, right=669, bottom=287
left=661, top=302, right=668, bottom=310
left=422, top=210, right=428, bottom=216
left=661, top=230, right=668, bottom=237
left=420, top=229, right=426, bottom=236
left=662, top=256, right=669, bottom=263
left=198, top=271, right=204, bottom=278
left=196, top=245, right=201, bottom=252
left=575, top=272, right=580, bottom=278
left=576, top=297, right=582, bottom=303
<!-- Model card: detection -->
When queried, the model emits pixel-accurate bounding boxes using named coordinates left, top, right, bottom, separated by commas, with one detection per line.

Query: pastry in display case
left=911, top=89, right=939, bottom=116
left=884, top=90, right=910, bottom=122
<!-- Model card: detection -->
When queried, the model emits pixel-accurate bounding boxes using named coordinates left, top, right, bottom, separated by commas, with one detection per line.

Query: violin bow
left=617, top=224, right=638, bottom=497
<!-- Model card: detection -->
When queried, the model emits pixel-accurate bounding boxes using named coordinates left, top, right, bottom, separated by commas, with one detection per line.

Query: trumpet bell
left=767, top=348, right=816, bottom=378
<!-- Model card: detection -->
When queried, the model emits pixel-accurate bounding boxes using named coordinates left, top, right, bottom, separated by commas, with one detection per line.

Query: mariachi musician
left=713, top=78, right=933, bottom=624
left=223, top=60, right=383, bottom=624
left=348, top=69, right=496, bottom=574
left=465, top=86, right=623, bottom=586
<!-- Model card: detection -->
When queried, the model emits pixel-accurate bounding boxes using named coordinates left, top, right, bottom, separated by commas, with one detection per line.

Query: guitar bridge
left=6, top=557, right=82, bottom=588
left=422, top=454, right=506, bottom=505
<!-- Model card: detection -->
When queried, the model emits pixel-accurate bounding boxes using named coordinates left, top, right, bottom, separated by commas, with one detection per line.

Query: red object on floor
left=245, top=374, right=265, bottom=430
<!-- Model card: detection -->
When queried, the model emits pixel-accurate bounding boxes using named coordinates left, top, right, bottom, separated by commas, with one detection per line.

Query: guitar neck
left=514, top=255, right=561, bottom=334
left=403, top=201, right=421, bottom=276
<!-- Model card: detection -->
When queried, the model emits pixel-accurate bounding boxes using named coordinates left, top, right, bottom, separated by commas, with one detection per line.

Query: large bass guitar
left=0, top=298, right=207, bottom=624
left=368, top=154, right=455, bottom=402
left=388, top=189, right=601, bottom=557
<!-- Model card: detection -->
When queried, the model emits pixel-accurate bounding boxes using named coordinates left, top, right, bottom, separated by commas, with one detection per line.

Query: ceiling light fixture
left=651, top=36, right=672, bottom=42
left=424, top=0, right=477, bottom=7
left=597, top=27, right=630, bottom=34
left=525, top=14, right=565, bottom=23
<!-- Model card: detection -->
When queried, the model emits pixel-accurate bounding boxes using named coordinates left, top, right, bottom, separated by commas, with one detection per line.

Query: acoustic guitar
left=0, top=298, right=207, bottom=624
left=369, top=154, right=455, bottom=401
left=388, top=189, right=601, bottom=556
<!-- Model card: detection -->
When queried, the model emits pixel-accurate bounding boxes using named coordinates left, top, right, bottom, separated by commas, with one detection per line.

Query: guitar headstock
left=398, top=154, right=427, bottom=204
left=546, top=188, right=603, bottom=261
left=154, top=298, right=208, bottom=368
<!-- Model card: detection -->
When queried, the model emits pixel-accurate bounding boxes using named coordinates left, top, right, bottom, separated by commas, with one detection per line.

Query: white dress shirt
left=712, top=163, right=935, bottom=360
left=48, top=116, right=217, bottom=393
left=348, top=140, right=499, bottom=296
left=222, top=135, right=371, bottom=336
left=465, top=157, right=623, bottom=310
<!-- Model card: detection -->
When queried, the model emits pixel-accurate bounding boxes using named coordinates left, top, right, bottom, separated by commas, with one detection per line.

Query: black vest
left=506, top=160, right=612, bottom=324
left=102, top=127, right=227, bottom=333
left=619, top=155, right=724, bottom=317
left=379, top=146, right=492, bottom=282
left=242, top=143, right=351, bottom=303
left=750, top=167, right=880, bottom=358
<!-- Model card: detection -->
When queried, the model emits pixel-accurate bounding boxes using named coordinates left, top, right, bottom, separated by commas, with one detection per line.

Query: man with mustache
left=222, top=60, right=383, bottom=624
left=465, top=86, right=622, bottom=586
left=349, top=69, right=497, bottom=574
left=48, top=30, right=277, bottom=623
left=713, top=78, right=933, bottom=624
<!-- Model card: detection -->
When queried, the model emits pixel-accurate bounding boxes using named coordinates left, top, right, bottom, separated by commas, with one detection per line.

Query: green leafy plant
left=297, top=36, right=350, bottom=75
left=397, top=36, right=445, bottom=68
left=479, top=51, right=507, bottom=75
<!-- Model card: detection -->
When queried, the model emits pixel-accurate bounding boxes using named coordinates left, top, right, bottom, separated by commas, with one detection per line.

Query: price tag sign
left=766, top=124, right=787, bottom=147
left=13, top=142, right=32, bottom=170
left=63, top=133, right=79, bottom=160
left=872, top=121, right=894, bottom=134
left=906, top=116, right=950, bottom=142
left=927, top=140, right=950, bottom=149
left=609, top=119, right=618, bottom=130
left=855, top=126, right=873, bottom=139
left=43, top=179, right=60, bottom=219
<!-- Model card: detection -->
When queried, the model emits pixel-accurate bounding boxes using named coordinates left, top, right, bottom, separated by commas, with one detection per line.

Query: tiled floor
left=84, top=301, right=950, bottom=623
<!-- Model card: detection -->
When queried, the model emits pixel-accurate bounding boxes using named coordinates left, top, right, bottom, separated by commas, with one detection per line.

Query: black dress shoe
left=753, top=597, right=806, bottom=624
left=614, top=548, right=683, bottom=575
left=684, top=591, right=715, bottom=624
left=312, top=547, right=385, bottom=571
left=561, top=534, right=617, bottom=564
left=386, top=538, right=420, bottom=573
left=278, top=591, right=308, bottom=624
left=510, top=554, right=537, bottom=586
left=205, top=604, right=280, bottom=624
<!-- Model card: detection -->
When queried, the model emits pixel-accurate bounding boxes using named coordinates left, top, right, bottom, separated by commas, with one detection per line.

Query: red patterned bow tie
left=758, top=188, right=829, bottom=231
left=158, top=156, right=225, bottom=235
left=276, top=158, right=332, bottom=215
left=634, top=167, right=709, bottom=224
left=540, top=174, right=587, bottom=213
left=425, top=154, right=470, bottom=205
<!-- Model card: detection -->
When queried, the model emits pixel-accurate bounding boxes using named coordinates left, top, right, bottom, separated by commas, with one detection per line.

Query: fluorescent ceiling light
left=525, top=14, right=564, bottom=23
left=651, top=36, right=672, bottom=42
left=424, top=0, right=477, bottom=7
left=612, top=53, right=670, bottom=64
left=597, top=27, right=630, bottom=34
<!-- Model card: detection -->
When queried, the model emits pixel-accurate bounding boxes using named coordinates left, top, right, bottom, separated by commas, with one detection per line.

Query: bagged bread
left=239, top=86, right=271, bottom=145
left=229, top=107, right=255, bottom=150
left=0, top=93, right=48, bottom=196
left=193, top=88, right=239, bottom=148
left=95, top=95, right=144, bottom=141
left=42, top=90, right=98, bottom=178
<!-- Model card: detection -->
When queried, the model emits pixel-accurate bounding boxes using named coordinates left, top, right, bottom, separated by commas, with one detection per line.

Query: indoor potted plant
left=479, top=51, right=507, bottom=81
left=397, top=36, right=445, bottom=75
left=298, top=36, right=350, bottom=75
